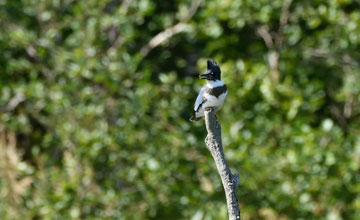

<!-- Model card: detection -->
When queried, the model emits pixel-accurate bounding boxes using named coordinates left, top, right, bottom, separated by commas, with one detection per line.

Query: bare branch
left=204, top=109, right=241, bottom=220
left=276, top=0, right=292, bottom=48
left=105, top=0, right=132, bottom=51
left=330, top=104, right=348, bottom=130
left=343, top=64, right=356, bottom=119
left=120, top=0, right=132, bottom=15
left=257, top=0, right=292, bottom=83
left=140, top=0, right=202, bottom=56
left=279, top=0, right=292, bottom=28
left=309, top=49, right=328, bottom=58
left=256, top=26, right=279, bottom=82
left=344, top=94, right=353, bottom=119
left=256, top=26, right=274, bottom=49
left=268, top=50, right=280, bottom=82
left=184, top=0, right=202, bottom=21
left=140, top=22, right=187, bottom=56
left=5, top=93, right=25, bottom=112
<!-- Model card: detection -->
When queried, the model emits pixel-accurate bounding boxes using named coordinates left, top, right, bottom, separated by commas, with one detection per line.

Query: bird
left=190, top=60, right=227, bottom=121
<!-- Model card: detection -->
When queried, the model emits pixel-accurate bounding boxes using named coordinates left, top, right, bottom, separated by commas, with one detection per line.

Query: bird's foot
left=204, top=107, right=219, bottom=123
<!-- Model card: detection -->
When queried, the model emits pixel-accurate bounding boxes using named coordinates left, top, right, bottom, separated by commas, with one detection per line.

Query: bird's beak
left=199, top=69, right=212, bottom=79
left=199, top=73, right=211, bottom=79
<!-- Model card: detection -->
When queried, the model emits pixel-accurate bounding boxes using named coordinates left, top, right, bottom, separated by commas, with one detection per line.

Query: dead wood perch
left=204, top=108, right=241, bottom=220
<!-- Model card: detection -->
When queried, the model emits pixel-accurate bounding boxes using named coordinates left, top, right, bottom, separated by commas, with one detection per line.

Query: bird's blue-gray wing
left=194, top=86, right=206, bottom=112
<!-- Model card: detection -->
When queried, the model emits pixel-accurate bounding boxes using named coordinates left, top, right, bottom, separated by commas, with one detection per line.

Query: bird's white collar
left=206, top=80, right=224, bottom=88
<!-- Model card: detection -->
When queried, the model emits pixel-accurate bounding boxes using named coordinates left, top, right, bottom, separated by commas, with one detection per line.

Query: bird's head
left=199, top=60, right=221, bottom=81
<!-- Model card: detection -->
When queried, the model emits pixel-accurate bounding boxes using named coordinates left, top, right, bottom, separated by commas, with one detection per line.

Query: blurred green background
left=1, top=0, right=360, bottom=219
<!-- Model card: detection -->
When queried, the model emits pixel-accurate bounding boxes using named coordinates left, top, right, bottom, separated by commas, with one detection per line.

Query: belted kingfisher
left=190, top=60, right=227, bottom=121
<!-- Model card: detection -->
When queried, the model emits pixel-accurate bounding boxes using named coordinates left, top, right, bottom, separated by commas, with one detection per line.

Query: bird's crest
left=207, top=59, right=221, bottom=74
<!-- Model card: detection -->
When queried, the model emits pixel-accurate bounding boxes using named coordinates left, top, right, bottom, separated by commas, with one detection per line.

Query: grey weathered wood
left=204, top=108, right=241, bottom=220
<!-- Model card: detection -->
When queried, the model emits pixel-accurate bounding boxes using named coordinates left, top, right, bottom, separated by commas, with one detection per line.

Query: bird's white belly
left=196, top=92, right=227, bottom=117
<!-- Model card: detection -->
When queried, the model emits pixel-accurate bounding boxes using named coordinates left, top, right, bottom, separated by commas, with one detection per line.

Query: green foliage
left=1, top=0, right=360, bottom=219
